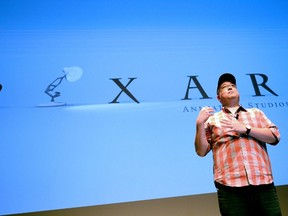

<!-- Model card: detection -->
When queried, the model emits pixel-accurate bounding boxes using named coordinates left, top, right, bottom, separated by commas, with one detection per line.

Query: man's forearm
left=195, top=123, right=210, bottom=156
left=249, top=127, right=279, bottom=144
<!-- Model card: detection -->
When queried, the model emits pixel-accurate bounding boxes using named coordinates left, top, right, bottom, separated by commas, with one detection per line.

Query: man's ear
left=217, top=94, right=221, bottom=102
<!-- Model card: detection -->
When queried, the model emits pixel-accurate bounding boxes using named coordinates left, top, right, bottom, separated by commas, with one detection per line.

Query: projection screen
left=1, top=0, right=287, bottom=215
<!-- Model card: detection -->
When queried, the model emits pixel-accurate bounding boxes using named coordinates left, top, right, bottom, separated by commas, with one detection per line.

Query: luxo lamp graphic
left=38, top=66, right=83, bottom=107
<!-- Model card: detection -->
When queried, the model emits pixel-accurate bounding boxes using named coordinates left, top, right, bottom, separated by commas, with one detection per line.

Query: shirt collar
left=222, top=105, right=247, bottom=114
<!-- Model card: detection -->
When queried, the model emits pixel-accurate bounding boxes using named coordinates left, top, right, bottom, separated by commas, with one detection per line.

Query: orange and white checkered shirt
left=205, top=106, right=280, bottom=187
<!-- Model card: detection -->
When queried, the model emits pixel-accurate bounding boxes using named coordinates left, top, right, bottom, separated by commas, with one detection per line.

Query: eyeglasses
left=219, top=84, right=236, bottom=92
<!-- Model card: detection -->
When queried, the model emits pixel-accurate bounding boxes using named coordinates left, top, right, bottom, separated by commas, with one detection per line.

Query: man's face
left=217, top=81, right=239, bottom=104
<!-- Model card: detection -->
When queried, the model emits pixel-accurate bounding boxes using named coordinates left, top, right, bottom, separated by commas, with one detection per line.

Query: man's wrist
left=245, top=125, right=251, bottom=135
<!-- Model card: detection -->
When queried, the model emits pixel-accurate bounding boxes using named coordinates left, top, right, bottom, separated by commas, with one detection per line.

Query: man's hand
left=196, top=106, right=215, bottom=125
left=220, top=118, right=246, bottom=134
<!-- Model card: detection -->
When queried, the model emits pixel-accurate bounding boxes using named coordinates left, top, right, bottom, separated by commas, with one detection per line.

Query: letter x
left=109, top=78, right=140, bottom=103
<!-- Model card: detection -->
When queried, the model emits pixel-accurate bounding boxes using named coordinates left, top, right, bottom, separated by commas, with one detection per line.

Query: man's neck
left=225, top=104, right=240, bottom=108
left=222, top=102, right=240, bottom=114
left=226, top=106, right=239, bottom=114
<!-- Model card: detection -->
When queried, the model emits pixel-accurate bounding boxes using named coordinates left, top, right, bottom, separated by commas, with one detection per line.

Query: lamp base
left=37, top=102, right=67, bottom=107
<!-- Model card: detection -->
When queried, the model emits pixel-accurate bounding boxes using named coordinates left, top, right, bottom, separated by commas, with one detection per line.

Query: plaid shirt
left=205, top=106, right=280, bottom=187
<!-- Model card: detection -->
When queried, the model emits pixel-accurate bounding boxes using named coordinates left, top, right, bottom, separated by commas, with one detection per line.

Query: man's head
left=216, top=73, right=239, bottom=106
left=217, top=73, right=236, bottom=95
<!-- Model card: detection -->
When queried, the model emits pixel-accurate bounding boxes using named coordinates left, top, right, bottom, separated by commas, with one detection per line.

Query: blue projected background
left=1, top=0, right=288, bottom=215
